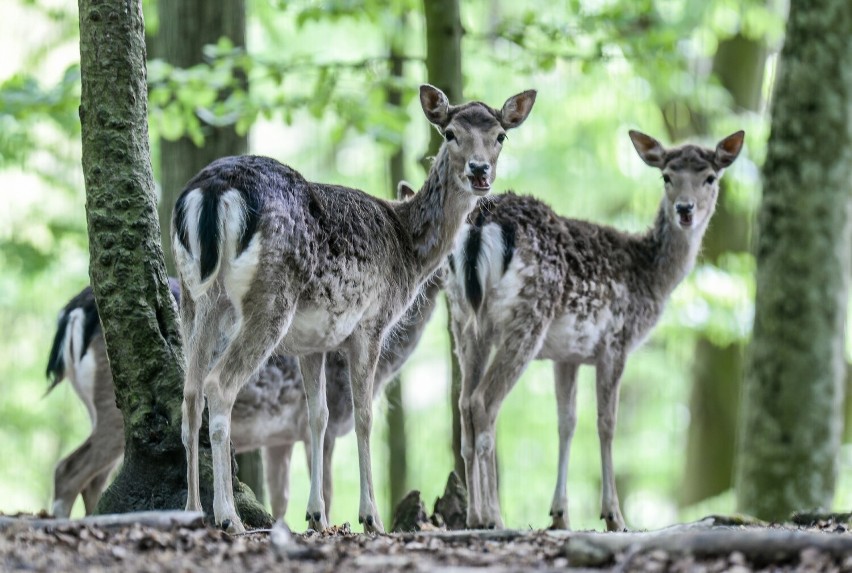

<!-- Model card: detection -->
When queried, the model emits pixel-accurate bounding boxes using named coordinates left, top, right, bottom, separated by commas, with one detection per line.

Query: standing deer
left=172, top=85, right=536, bottom=532
left=47, top=184, right=440, bottom=523
left=446, top=130, right=744, bottom=530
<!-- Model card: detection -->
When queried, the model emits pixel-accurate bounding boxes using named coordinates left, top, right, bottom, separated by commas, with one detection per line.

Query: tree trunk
left=385, top=31, right=408, bottom=512
left=422, top=0, right=466, bottom=484
left=679, top=33, right=767, bottom=506
left=155, top=0, right=263, bottom=503
left=735, top=0, right=852, bottom=521
left=79, top=0, right=269, bottom=527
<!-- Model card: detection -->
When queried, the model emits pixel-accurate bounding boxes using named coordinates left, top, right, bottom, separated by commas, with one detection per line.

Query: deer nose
left=675, top=202, right=694, bottom=215
left=468, top=161, right=489, bottom=177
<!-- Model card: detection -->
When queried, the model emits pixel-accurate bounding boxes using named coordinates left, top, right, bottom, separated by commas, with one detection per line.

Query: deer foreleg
left=595, top=353, right=627, bottom=532
left=549, top=361, right=579, bottom=529
left=345, top=331, right=384, bottom=533
left=300, top=352, right=329, bottom=532
left=263, top=443, right=294, bottom=520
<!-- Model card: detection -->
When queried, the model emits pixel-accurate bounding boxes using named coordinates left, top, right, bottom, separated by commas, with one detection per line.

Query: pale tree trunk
left=79, top=0, right=269, bottom=527
left=735, top=0, right=852, bottom=521
left=385, top=22, right=408, bottom=512
left=155, top=0, right=264, bottom=502
left=679, top=33, right=767, bottom=506
left=422, top=0, right=466, bottom=484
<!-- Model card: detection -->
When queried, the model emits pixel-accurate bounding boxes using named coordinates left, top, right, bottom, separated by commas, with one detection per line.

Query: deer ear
left=715, top=130, right=745, bottom=168
left=397, top=180, right=416, bottom=201
left=629, top=130, right=667, bottom=168
left=499, top=89, right=537, bottom=130
left=420, top=84, right=451, bottom=128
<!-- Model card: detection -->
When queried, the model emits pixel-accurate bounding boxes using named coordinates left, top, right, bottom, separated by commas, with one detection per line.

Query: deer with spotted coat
left=172, top=85, right=536, bottom=533
left=446, top=130, right=744, bottom=530
left=45, top=184, right=442, bottom=522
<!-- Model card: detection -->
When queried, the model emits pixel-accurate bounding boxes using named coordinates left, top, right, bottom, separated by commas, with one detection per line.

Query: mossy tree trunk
left=79, top=0, right=269, bottom=527
left=422, top=0, right=466, bottom=484
left=735, top=0, right=852, bottom=521
left=155, top=0, right=264, bottom=502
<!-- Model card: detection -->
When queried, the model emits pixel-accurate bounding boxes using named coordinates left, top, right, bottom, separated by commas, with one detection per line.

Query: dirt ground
left=2, top=512, right=851, bottom=572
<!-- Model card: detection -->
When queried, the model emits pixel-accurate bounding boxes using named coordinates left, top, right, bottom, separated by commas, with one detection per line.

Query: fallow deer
left=446, top=130, right=744, bottom=530
left=171, top=85, right=536, bottom=532
left=46, top=185, right=441, bottom=523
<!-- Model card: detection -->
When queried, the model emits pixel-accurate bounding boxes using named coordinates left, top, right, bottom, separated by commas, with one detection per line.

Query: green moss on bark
left=735, top=0, right=852, bottom=521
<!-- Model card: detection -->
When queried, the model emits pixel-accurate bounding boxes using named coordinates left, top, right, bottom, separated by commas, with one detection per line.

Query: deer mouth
left=468, top=175, right=491, bottom=194
left=678, top=212, right=694, bottom=228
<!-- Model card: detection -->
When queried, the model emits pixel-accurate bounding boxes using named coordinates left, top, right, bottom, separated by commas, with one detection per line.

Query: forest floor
left=1, top=511, right=851, bottom=572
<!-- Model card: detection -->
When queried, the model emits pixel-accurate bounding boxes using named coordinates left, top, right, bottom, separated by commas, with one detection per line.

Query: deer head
left=630, top=130, right=745, bottom=231
left=420, top=84, right=536, bottom=196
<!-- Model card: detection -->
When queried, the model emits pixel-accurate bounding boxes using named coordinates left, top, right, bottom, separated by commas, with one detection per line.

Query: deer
left=46, top=183, right=441, bottom=523
left=445, top=129, right=744, bottom=531
left=171, top=84, right=536, bottom=533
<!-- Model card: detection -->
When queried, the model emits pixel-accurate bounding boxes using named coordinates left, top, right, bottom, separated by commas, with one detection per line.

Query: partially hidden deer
left=171, top=85, right=536, bottom=532
left=445, top=130, right=744, bottom=530
left=46, top=183, right=440, bottom=523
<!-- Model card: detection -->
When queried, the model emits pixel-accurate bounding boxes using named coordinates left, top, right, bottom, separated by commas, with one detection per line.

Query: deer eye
left=444, top=129, right=456, bottom=142
left=497, top=133, right=507, bottom=144
left=705, top=175, right=716, bottom=185
left=662, top=174, right=672, bottom=185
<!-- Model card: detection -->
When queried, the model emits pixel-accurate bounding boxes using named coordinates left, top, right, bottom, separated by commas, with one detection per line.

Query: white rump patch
left=63, top=308, right=98, bottom=427
left=173, top=188, right=206, bottom=299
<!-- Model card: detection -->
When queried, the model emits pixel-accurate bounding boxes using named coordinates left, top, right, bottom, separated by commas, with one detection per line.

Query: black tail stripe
left=45, top=310, right=70, bottom=387
left=464, top=227, right=483, bottom=312
left=237, top=189, right=262, bottom=256
left=198, top=190, right=220, bottom=281
left=501, top=222, right=515, bottom=273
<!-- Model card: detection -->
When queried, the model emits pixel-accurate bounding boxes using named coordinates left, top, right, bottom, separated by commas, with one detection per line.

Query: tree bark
left=422, top=0, right=466, bottom=484
left=679, top=32, right=767, bottom=506
left=735, top=0, right=852, bottom=521
left=79, top=0, right=269, bottom=527
left=385, top=31, right=409, bottom=512
left=155, top=0, right=264, bottom=503
left=78, top=0, right=189, bottom=514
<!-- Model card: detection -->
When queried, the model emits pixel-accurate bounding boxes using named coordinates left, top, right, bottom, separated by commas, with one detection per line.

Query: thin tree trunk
left=679, top=33, right=767, bottom=506
left=735, top=0, right=852, bottom=521
left=422, top=0, right=466, bottom=484
left=155, top=0, right=263, bottom=503
left=79, top=0, right=269, bottom=527
left=386, top=28, right=408, bottom=512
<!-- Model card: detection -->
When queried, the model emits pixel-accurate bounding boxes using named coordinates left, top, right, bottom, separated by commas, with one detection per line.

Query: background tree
left=385, top=12, right=409, bottom=512
left=735, top=0, right=852, bottom=520
left=77, top=0, right=269, bottom=526
left=422, top=0, right=466, bottom=484
left=679, top=30, right=769, bottom=506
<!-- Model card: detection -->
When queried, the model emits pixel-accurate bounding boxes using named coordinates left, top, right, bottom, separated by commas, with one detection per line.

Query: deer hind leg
left=470, top=322, right=548, bottom=529
left=454, top=323, right=490, bottom=529
left=203, top=291, right=295, bottom=534
left=549, top=361, right=579, bottom=529
left=52, top=434, right=121, bottom=518
left=595, top=352, right=627, bottom=532
left=180, top=286, right=220, bottom=514
left=344, top=329, right=384, bottom=533
left=322, top=434, right=336, bottom=520
left=263, top=443, right=294, bottom=520
left=81, top=463, right=117, bottom=514
left=299, top=352, right=329, bottom=532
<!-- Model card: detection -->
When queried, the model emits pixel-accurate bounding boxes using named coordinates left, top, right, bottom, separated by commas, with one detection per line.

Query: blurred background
left=0, top=0, right=849, bottom=531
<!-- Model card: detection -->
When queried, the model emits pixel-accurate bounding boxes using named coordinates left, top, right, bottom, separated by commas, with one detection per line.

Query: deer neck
left=643, top=198, right=710, bottom=299
left=396, top=145, right=478, bottom=278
